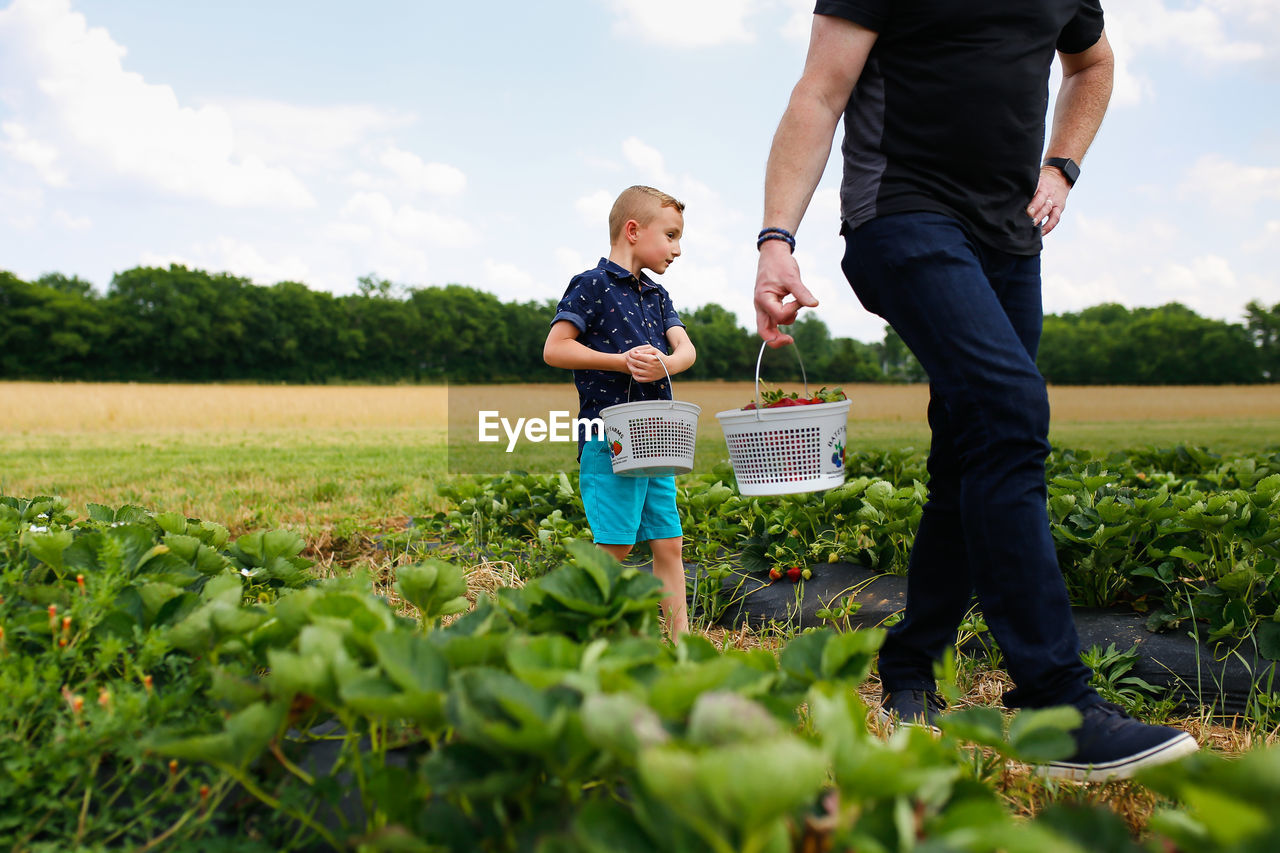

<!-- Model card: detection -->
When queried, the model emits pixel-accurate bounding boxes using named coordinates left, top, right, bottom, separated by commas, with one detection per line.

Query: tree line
left=2, top=265, right=1277, bottom=385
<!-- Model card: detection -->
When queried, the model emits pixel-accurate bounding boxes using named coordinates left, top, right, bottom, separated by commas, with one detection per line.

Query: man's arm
left=1027, top=30, right=1115, bottom=236
left=756, top=14, right=878, bottom=346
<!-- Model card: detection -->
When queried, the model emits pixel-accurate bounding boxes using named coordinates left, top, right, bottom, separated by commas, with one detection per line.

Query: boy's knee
left=648, top=536, right=683, bottom=559
left=598, top=542, right=633, bottom=561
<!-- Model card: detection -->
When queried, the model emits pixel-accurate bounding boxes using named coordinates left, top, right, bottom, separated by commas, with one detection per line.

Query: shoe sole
left=1030, top=732, right=1199, bottom=782
left=875, top=705, right=942, bottom=736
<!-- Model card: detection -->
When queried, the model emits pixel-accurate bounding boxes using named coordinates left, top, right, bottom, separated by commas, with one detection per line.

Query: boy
left=543, top=185, right=697, bottom=638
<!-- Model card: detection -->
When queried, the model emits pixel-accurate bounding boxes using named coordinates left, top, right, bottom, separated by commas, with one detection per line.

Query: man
left=753, top=1, right=1198, bottom=781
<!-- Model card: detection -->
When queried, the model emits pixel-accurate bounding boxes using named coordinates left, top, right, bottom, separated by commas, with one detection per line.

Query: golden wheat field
left=5, top=379, right=1280, bottom=436
left=3, top=380, right=1279, bottom=533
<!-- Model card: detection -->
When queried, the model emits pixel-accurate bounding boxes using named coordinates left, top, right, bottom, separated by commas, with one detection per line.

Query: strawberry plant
left=10, top=492, right=1280, bottom=851
left=742, top=384, right=847, bottom=410
left=0, top=495, right=315, bottom=850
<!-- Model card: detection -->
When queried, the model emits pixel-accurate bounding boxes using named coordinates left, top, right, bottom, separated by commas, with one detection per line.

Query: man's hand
left=1027, top=167, right=1072, bottom=236
left=755, top=241, right=819, bottom=347
left=624, top=345, right=668, bottom=382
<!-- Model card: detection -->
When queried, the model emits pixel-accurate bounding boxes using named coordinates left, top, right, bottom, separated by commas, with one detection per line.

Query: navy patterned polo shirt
left=551, top=258, right=685, bottom=456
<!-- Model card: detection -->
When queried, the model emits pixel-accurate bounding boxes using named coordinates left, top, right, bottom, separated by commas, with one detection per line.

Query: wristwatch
left=1043, top=157, right=1080, bottom=186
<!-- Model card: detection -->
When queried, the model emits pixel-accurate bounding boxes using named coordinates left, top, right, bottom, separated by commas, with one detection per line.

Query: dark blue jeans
left=841, top=212, right=1096, bottom=709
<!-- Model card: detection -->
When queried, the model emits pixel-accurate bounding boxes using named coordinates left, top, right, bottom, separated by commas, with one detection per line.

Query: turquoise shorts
left=578, top=439, right=683, bottom=545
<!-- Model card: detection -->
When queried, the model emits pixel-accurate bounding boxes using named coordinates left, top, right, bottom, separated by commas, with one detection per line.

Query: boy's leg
left=636, top=475, right=687, bottom=638
left=597, top=543, right=634, bottom=562
left=649, top=536, right=688, bottom=637
left=578, top=438, right=643, bottom=550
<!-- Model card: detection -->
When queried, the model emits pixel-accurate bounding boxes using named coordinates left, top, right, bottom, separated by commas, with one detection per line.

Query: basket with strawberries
left=715, top=340, right=854, bottom=496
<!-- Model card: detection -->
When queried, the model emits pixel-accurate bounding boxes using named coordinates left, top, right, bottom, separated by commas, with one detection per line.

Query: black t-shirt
left=815, top=0, right=1105, bottom=255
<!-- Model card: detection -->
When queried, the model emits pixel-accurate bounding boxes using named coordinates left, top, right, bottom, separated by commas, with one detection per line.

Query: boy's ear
left=623, top=219, right=640, bottom=243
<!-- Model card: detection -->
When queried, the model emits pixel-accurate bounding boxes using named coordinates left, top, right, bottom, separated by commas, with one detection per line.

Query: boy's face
left=631, top=205, right=683, bottom=275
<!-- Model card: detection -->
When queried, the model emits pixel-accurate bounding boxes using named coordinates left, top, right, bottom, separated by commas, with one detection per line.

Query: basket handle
left=624, top=350, right=676, bottom=408
left=753, top=340, right=810, bottom=414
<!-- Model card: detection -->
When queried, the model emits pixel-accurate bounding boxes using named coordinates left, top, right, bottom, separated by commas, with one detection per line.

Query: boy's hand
left=624, top=345, right=668, bottom=383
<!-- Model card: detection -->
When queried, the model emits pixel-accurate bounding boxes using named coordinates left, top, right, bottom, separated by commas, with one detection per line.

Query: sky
left=1, top=0, right=1278, bottom=344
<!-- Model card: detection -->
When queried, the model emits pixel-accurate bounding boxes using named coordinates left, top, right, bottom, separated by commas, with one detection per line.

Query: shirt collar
left=597, top=257, right=655, bottom=290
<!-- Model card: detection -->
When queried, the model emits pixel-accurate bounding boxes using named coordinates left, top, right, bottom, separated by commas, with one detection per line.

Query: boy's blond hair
left=608, top=185, right=685, bottom=243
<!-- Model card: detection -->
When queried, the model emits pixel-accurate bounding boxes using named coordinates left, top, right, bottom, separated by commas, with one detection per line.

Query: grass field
left=4, top=380, right=1280, bottom=535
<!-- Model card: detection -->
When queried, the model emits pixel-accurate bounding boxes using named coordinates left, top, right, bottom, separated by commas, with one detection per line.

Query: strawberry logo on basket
left=610, top=440, right=623, bottom=457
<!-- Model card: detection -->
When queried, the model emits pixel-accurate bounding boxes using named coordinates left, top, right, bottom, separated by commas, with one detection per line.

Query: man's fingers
left=788, top=280, right=820, bottom=308
left=1042, top=206, right=1063, bottom=235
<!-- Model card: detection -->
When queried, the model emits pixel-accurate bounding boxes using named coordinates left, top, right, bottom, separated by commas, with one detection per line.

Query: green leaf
left=24, top=529, right=74, bottom=572
left=394, top=560, right=470, bottom=623
left=1006, top=706, right=1080, bottom=762
left=373, top=630, right=449, bottom=693
left=566, top=538, right=616, bottom=601
left=778, top=628, right=831, bottom=687
left=940, top=706, right=1007, bottom=751
left=685, top=691, right=781, bottom=746
left=818, top=627, right=884, bottom=683
left=692, top=737, right=827, bottom=829
left=1257, top=620, right=1280, bottom=661
left=580, top=692, right=670, bottom=758
left=506, top=634, right=585, bottom=690
left=1169, top=545, right=1212, bottom=565
left=149, top=701, right=286, bottom=768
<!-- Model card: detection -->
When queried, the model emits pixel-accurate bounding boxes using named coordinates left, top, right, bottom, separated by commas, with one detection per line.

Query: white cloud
left=621, top=137, right=674, bottom=186
left=215, top=99, right=412, bottom=175
left=379, top=146, right=467, bottom=196
left=51, top=208, right=90, bottom=230
left=0, top=0, right=313, bottom=208
left=1041, top=214, right=1275, bottom=324
left=1107, top=1, right=1265, bottom=64
left=608, top=0, right=758, bottom=47
left=482, top=259, right=537, bottom=297
left=1209, top=0, right=1280, bottom=59
left=777, top=0, right=814, bottom=42
left=1, top=121, right=67, bottom=185
left=576, top=189, right=614, bottom=230
left=139, top=237, right=312, bottom=286
left=554, top=247, right=590, bottom=282
left=1179, top=155, right=1280, bottom=211
left=338, top=191, right=478, bottom=247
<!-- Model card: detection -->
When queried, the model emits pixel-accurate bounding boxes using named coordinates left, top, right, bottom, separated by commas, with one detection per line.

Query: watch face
left=1048, top=157, right=1080, bottom=185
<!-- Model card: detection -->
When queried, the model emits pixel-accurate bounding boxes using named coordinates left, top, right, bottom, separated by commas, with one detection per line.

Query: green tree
left=0, top=270, right=112, bottom=379
left=682, top=304, right=757, bottom=381
left=1245, top=300, right=1280, bottom=381
left=880, top=328, right=926, bottom=383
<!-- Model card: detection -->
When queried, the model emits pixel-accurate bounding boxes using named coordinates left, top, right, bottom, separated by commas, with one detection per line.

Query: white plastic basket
left=715, top=341, right=850, bottom=496
left=599, top=354, right=701, bottom=478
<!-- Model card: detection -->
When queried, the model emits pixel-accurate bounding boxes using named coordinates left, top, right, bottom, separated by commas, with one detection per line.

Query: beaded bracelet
left=757, top=227, right=795, bottom=252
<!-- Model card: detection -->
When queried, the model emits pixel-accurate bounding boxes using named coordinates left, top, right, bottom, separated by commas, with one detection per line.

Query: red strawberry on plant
left=768, top=567, right=783, bottom=582
left=786, top=566, right=802, bottom=583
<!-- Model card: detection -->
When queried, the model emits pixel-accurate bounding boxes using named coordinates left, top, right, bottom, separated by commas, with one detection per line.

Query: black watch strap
left=1043, top=157, right=1080, bottom=186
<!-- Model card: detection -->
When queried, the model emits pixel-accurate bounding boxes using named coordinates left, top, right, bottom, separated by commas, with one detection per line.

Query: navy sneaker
left=1033, top=701, right=1198, bottom=782
left=877, top=689, right=945, bottom=734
